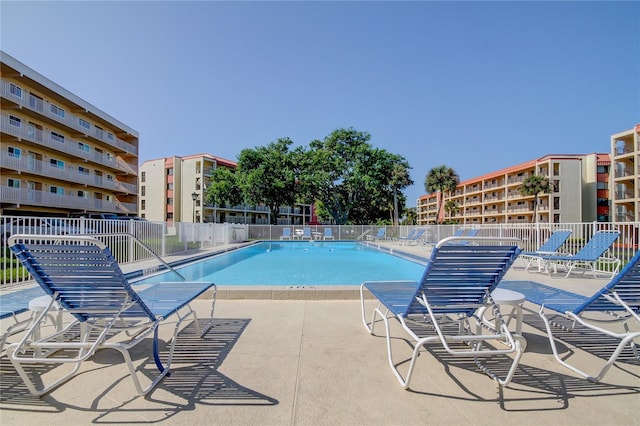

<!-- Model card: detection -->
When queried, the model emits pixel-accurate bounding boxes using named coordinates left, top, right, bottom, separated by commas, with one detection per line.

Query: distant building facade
left=0, top=51, right=139, bottom=217
left=611, top=125, right=640, bottom=222
left=416, top=153, right=610, bottom=225
left=139, top=154, right=311, bottom=224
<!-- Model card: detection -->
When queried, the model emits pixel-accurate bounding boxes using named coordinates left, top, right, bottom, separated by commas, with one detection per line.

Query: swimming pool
left=135, top=241, right=426, bottom=287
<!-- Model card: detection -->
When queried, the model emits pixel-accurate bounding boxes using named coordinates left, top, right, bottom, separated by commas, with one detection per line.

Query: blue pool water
left=136, top=241, right=425, bottom=286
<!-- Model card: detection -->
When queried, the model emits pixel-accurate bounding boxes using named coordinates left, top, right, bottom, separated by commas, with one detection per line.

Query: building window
left=105, top=194, right=112, bottom=202
left=107, top=132, right=114, bottom=141
left=50, top=159, right=65, bottom=169
left=141, top=186, right=146, bottom=196
left=196, top=161, right=201, bottom=173
left=166, top=168, right=174, bottom=176
left=51, top=131, right=65, bottom=143
left=77, top=190, right=89, bottom=198
left=107, top=174, right=114, bottom=181
left=9, top=83, right=22, bottom=98
left=50, top=186, right=64, bottom=195
left=78, top=118, right=91, bottom=130
left=8, top=178, right=20, bottom=188
left=167, top=183, right=173, bottom=190
left=78, top=142, right=90, bottom=152
left=597, top=181, right=608, bottom=190
left=597, top=165, right=608, bottom=174
left=106, top=153, right=113, bottom=162
left=95, top=125, right=104, bottom=139
left=141, top=171, right=146, bottom=183
left=50, top=104, right=65, bottom=118
left=167, top=197, right=173, bottom=205
left=78, top=166, right=90, bottom=175
left=166, top=213, right=173, bottom=220
left=7, top=146, right=21, bottom=158
left=141, top=199, right=146, bottom=210
left=9, top=115, right=21, bottom=127
left=553, top=197, right=560, bottom=209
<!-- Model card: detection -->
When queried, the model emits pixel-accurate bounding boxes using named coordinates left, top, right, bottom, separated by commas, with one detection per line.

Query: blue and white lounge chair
left=280, top=227, right=292, bottom=240
left=300, top=227, right=312, bottom=240
left=538, top=230, right=620, bottom=278
left=500, top=250, right=640, bottom=382
left=7, top=234, right=217, bottom=396
left=323, top=228, right=334, bottom=240
left=398, top=228, right=425, bottom=246
left=360, top=237, right=524, bottom=388
left=519, top=229, right=572, bottom=271
left=374, top=228, right=386, bottom=241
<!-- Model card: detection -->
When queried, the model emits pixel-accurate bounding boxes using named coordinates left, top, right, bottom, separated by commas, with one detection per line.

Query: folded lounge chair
left=500, top=249, right=640, bottom=382
left=360, top=236, right=524, bottom=389
left=7, top=234, right=217, bottom=397
left=519, top=229, right=572, bottom=271
left=537, top=230, right=620, bottom=278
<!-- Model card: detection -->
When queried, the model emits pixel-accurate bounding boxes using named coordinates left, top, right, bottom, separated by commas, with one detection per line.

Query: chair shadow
left=0, top=318, right=278, bottom=422
left=382, top=319, right=640, bottom=412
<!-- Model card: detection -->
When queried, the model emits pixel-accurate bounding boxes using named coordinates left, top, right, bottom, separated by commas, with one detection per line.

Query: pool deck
left=1, top=241, right=638, bottom=425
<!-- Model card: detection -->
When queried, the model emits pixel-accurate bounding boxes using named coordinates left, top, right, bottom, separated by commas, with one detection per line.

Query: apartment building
left=416, top=153, right=610, bottom=225
left=611, top=125, right=640, bottom=222
left=0, top=51, right=139, bottom=217
left=139, top=154, right=311, bottom=224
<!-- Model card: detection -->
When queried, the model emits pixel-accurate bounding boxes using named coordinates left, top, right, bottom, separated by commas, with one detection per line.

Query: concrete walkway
left=1, top=241, right=638, bottom=425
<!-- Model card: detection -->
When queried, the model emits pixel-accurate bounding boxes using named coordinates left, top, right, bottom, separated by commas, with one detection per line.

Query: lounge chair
left=398, top=228, right=425, bottom=246
left=360, top=237, right=524, bottom=389
left=500, top=250, right=640, bottom=382
left=373, top=228, right=386, bottom=241
left=280, top=227, right=292, bottom=240
left=537, top=230, right=620, bottom=278
left=7, top=234, right=217, bottom=397
left=519, top=229, right=572, bottom=271
left=300, top=227, right=312, bottom=240
left=396, top=228, right=418, bottom=244
left=446, top=228, right=480, bottom=245
left=323, top=228, right=334, bottom=240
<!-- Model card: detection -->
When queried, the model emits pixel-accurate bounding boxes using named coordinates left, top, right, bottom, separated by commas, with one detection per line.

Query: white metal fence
left=2, top=215, right=638, bottom=286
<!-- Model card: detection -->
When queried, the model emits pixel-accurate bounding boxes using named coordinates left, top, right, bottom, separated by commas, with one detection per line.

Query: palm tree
left=444, top=200, right=460, bottom=222
left=424, top=165, right=460, bottom=224
left=519, top=174, right=552, bottom=223
left=390, top=163, right=411, bottom=226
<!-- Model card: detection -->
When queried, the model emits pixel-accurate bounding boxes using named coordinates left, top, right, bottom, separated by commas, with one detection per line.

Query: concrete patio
left=1, top=242, right=638, bottom=425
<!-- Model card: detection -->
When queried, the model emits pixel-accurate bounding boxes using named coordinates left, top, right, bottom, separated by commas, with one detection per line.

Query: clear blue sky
left=2, top=1, right=638, bottom=206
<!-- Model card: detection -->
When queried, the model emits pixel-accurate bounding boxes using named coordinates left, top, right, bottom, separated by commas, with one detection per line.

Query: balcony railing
left=1, top=79, right=138, bottom=155
left=0, top=150, right=137, bottom=194
left=1, top=114, right=136, bottom=175
left=0, top=185, right=136, bottom=213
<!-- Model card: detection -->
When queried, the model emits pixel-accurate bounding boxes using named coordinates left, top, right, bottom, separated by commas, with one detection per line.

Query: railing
left=1, top=114, right=137, bottom=176
left=0, top=150, right=137, bottom=194
left=1, top=80, right=138, bottom=155
left=2, top=216, right=639, bottom=287
left=0, top=185, right=136, bottom=213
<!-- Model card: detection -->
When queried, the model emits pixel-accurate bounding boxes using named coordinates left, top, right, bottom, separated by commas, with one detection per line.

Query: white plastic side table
left=483, top=288, right=526, bottom=335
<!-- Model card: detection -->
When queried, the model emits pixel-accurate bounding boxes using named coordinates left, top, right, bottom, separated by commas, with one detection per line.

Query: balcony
left=0, top=151, right=137, bottom=194
left=0, top=185, right=136, bottom=214
left=1, top=114, right=136, bottom=175
left=1, top=80, right=138, bottom=155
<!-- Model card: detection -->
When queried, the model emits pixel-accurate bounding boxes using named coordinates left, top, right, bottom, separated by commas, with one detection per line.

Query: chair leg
left=539, top=308, right=640, bottom=382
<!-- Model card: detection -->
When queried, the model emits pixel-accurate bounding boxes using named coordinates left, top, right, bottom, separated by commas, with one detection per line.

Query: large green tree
left=519, top=174, right=552, bottom=223
left=424, top=165, right=460, bottom=224
left=205, top=166, right=243, bottom=208
left=303, top=128, right=412, bottom=224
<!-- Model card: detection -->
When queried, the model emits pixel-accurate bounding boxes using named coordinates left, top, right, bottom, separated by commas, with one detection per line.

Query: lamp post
left=191, top=192, right=199, bottom=223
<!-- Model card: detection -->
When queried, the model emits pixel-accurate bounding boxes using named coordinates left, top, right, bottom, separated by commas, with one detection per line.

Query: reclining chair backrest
left=407, top=237, right=521, bottom=317
left=9, top=236, right=155, bottom=322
